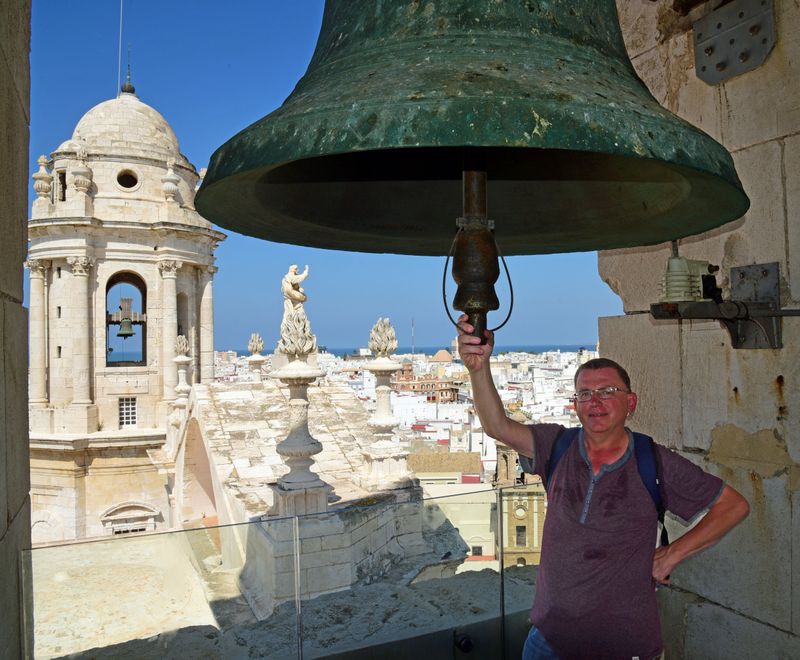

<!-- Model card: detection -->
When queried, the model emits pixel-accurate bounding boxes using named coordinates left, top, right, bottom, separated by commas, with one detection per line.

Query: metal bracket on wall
left=693, top=0, right=775, bottom=85
left=651, top=262, right=800, bottom=349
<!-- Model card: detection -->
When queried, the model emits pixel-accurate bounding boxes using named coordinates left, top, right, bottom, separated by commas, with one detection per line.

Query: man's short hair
left=574, top=358, right=631, bottom=390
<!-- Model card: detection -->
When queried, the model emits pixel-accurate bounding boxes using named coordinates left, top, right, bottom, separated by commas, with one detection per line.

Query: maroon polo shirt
left=519, top=424, right=723, bottom=660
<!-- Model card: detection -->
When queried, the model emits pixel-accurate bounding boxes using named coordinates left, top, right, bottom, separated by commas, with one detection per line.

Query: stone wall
left=0, top=0, right=32, bottom=657
left=604, top=2, right=800, bottom=656
left=239, top=499, right=426, bottom=619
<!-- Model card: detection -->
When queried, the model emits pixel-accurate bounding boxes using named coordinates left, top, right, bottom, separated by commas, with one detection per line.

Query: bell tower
left=27, top=80, right=225, bottom=542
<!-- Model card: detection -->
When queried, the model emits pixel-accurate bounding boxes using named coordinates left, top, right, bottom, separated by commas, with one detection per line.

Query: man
left=457, top=318, right=749, bottom=660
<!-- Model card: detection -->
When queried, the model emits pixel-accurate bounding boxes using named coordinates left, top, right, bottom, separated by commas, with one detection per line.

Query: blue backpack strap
left=632, top=432, right=669, bottom=546
left=545, top=427, right=580, bottom=492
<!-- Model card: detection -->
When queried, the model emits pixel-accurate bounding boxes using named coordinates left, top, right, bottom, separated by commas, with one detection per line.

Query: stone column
left=199, top=266, right=216, bottom=383
left=361, top=318, right=410, bottom=490
left=67, top=256, right=93, bottom=404
left=26, top=259, right=50, bottom=405
left=270, top=277, right=330, bottom=517
left=167, top=335, right=192, bottom=457
left=159, top=260, right=182, bottom=400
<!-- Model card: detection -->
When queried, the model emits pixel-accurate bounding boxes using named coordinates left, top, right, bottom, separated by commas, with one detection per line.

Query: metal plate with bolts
left=727, top=262, right=780, bottom=349
left=694, top=0, right=775, bottom=85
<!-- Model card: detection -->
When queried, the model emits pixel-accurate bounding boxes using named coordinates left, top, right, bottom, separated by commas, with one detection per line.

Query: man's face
left=574, top=367, right=637, bottom=437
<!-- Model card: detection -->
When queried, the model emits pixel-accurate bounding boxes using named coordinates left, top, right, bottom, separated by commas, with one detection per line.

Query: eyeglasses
left=572, top=386, right=630, bottom=403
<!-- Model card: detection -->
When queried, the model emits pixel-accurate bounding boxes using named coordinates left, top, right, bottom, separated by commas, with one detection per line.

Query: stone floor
left=30, top=531, right=223, bottom=658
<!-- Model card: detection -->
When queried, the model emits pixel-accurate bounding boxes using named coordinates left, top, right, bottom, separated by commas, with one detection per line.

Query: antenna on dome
left=116, top=0, right=124, bottom=97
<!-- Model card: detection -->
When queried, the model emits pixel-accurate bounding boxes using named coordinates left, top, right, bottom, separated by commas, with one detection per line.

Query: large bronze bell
left=196, top=0, right=749, bottom=335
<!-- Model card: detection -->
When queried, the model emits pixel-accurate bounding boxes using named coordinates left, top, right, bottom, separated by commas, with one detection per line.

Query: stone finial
left=277, top=309, right=317, bottom=359
left=248, top=332, right=264, bottom=356
left=72, top=159, right=93, bottom=195
left=162, top=160, right=180, bottom=203
left=175, top=334, right=190, bottom=357
left=32, top=156, right=53, bottom=199
left=368, top=318, right=398, bottom=358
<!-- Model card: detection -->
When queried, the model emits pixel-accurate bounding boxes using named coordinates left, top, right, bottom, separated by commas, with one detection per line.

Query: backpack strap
left=632, top=432, right=669, bottom=547
left=544, top=427, right=580, bottom=492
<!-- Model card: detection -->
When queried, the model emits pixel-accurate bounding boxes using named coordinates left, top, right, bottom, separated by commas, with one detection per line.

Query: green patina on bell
left=196, top=0, right=748, bottom=256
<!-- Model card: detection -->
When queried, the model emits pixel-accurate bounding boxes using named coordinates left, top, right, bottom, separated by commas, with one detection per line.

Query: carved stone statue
left=281, top=264, right=309, bottom=315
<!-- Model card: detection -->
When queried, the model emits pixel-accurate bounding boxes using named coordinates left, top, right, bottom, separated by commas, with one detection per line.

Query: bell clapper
left=451, top=171, right=500, bottom=344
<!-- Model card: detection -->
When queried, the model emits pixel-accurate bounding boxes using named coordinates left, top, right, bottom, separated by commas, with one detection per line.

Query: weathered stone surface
left=679, top=321, right=734, bottom=451
left=629, top=26, right=722, bottom=143
left=0, top=6, right=30, bottom=657
left=0, top=298, right=6, bottom=541
left=723, top=142, right=787, bottom=277
left=669, top=453, right=790, bottom=630
left=785, top=134, right=800, bottom=303
left=719, top=0, right=800, bottom=151
left=793, top=488, right=800, bottom=635
left=598, top=242, right=671, bottom=313
left=0, top=0, right=31, bottom=119
left=0, top=50, right=28, bottom=302
left=656, top=587, right=702, bottom=659
left=0, top=498, right=31, bottom=660
left=615, top=0, right=663, bottom=60
left=684, top=600, right=800, bottom=659
left=4, top=300, right=29, bottom=512
left=598, top=314, right=683, bottom=447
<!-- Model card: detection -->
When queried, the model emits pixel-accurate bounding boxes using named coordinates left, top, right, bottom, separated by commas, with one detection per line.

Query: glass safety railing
left=21, top=484, right=549, bottom=659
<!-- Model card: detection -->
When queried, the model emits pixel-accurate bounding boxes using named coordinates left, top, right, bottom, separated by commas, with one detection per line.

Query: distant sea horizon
left=224, top=344, right=596, bottom=358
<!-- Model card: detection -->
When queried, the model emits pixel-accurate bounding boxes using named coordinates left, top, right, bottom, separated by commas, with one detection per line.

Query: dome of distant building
left=430, top=349, right=453, bottom=363
left=58, top=90, right=187, bottom=165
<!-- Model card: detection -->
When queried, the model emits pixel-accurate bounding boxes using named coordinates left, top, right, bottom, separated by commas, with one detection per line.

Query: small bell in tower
left=116, top=298, right=136, bottom=339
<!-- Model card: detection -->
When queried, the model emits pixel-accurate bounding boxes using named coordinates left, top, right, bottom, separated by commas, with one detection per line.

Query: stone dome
left=64, top=91, right=188, bottom=165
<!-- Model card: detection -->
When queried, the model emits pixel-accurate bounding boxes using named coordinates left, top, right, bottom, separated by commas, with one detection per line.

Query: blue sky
left=29, top=1, right=622, bottom=350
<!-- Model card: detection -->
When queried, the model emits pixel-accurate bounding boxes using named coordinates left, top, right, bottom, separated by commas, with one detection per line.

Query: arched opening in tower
left=106, top=271, right=147, bottom=366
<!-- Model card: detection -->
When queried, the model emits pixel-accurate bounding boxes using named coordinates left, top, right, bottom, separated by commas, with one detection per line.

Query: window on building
left=57, top=346, right=61, bottom=358
left=516, top=525, right=527, bottom=547
left=117, top=169, right=138, bottom=189
left=100, top=502, right=159, bottom=536
left=56, top=306, right=61, bottom=318
left=113, top=526, right=147, bottom=535
left=472, top=546, right=483, bottom=556
left=57, top=170, right=66, bottom=201
left=119, top=397, right=137, bottom=428
left=56, top=266, right=61, bottom=279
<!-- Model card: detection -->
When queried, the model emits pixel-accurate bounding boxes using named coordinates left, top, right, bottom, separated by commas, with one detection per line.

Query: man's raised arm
left=457, top=315, right=534, bottom=457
